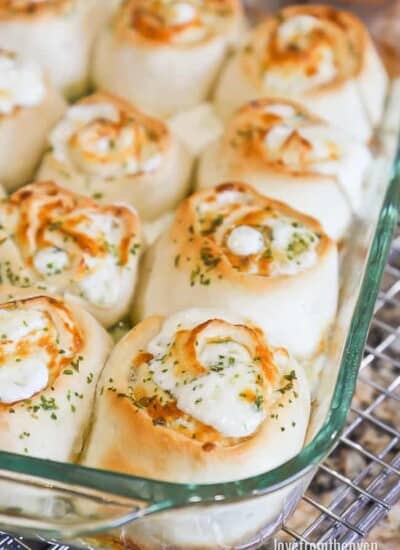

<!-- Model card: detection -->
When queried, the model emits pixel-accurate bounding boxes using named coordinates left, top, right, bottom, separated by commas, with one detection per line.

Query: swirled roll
left=38, top=92, right=193, bottom=221
left=84, top=308, right=310, bottom=483
left=0, top=181, right=142, bottom=327
left=0, top=0, right=114, bottom=98
left=214, top=5, right=388, bottom=140
left=0, top=286, right=111, bottom=461
left=198, top=98, right=371, bottom=240
left=92, top=0, right=243, bottom=118
left=0, top=49, right=66, bottom=192
left=136, top=183, right=338, bottom=359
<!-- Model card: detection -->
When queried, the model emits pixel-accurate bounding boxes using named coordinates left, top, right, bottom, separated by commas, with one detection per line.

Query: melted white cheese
left=73, top=212, right=124, bottom=308
left=0, top=53, right=45, bottom=115
left=78, top=255, right=121, bottom=308
left=147, top=309, right=267, bottom=438
left=33, top=246, right=70, bottom=276
left=0, top=309, right=48, bottom=340
left=270, top=217, right=319, bottom=276
left=166, top=2, right=197, bottom=26
left=0, top=308, right=50, bottom=403
left=277, top=15, right=320, bottom=46
left=227, top=225, right=265, bottom=256
left=0, top=354, right=49, bottom=404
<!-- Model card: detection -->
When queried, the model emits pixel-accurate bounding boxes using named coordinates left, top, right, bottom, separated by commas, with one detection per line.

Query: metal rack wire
left=1, top=228, right=400, bottom=549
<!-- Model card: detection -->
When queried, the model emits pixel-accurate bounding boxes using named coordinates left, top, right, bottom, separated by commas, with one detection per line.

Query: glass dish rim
left=0, top=155, right=398, bottom=514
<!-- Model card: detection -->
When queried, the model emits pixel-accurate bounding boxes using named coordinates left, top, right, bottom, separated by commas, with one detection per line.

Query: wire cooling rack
left=279, top=225, right=400, bottom=547
left=1, top=227, right=400, bottom=549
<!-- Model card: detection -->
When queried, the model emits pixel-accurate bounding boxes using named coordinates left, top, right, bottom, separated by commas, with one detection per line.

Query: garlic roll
left=92, top=0, right=243, bottom=118
left=0, top=49, right=66, bottom=191
left=198, top=98, right=371, bottom=240
left=0, top=286, right=111, bottom=461
left=136, top=183, right=339, bottom=359
left=0, top=0, right=114, bottom=98
left=214, top=5, right=388, bottom=140
left=84, top=308, right=310, bottom=482
left=0, top=181, right=142, bottom=327
left=38, top=92, right=193, bottom=221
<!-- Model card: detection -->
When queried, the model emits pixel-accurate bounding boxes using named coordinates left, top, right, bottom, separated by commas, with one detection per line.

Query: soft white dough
left=168, top=102, right=224, bottom=156
left=0, top=0, right=116, bottom=98
left=92, top=0, right=243, bottom=118
left=0, top=83, right=66, bottom=191
left=93, top=29, right=229, bottom=118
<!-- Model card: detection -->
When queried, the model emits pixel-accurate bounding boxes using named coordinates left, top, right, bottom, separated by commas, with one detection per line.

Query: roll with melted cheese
left=84, top=308, right=310, bottom=480
left=0, top=181, right=142, bottom=327
left=198, top=99, right=371, bottom=240
left=136, top=183, right=338, bottom=359
left=0, top=0, right=114, bottom=98
left=38, top=92, right=193, bottom=221
left=83, top=308, right=310, bottom=548
left=0, top=49, right=66, bottom=191
left=214, top=5, right=388, bottom=140
left=92, top=0, right=243, bottom=118
left=0, top=286, right=111, bottom=461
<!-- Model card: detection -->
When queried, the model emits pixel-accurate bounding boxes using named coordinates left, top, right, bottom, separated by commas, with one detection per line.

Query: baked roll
left=198, top=98, right=371, bottom=240
left=0, top=49, right=66, bottom=192
left=214, top=5, right=388, bottom=140
left=0, top=286, right=111, bottom=461
left=38, top=92, right=193, bottom=221
left=136, top=183, right=338, bottom=359
left=0, top=0, right=114, bottom=98
left=84, top=308, right=310, bottom=482
left=92, top=0, right=243, bottom=118
left=83, top=308, right=310, bottom=549
left=0, top=181, right=142, bottom=328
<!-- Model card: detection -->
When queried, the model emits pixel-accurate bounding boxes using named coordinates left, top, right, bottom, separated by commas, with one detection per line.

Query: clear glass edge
left=0, top=151, right=398, bottom=517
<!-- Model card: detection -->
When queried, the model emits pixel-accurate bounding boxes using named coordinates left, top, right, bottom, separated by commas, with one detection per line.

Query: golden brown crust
left=75, top=91, right=172, bottom=172
left=91, top=314, right=305, bottom=481
left=170, top=182, right=333, bottom=291
left=221, top=98, right=338, bottom=181
left=6, top=181, right=140, bottom=270
left=114, top=0, right=242, bottom=48
left=0, top=0, right=72, bottom=20
left=242, top=4, right=369, bottom=95
left=0, top=293, right=83, bottom=410
left=115, top=319, right=277, bottom=447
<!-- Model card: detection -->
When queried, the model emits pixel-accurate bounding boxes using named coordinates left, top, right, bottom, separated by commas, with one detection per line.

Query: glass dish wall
left=0, top=2, right=399, bottom=548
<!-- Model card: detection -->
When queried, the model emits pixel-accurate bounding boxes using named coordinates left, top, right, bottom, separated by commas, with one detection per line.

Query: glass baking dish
left=0, top=2, right=400, bottom=548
